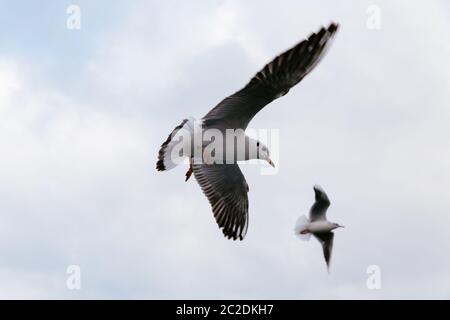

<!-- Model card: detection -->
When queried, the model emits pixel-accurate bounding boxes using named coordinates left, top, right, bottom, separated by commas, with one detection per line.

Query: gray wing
left=192, top=163, right=249, bottom=240
left=314, top=232, right=334, bottom=271
left=202, top=23, right=339, bottom=130
left=309, top=185, right=331, bottom=222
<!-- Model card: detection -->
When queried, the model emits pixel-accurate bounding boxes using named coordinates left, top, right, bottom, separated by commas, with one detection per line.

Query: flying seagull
left=157, top=23, right=339, bottom=241
left=295, top=185, right=344, bottom=271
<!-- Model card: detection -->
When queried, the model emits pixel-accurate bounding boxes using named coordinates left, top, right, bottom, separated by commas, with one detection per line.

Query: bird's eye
left=257, top=142, right=260, bottom=147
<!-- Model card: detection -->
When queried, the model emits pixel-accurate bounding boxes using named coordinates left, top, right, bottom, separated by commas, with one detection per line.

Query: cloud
left=1, top=0, right=450, bottom=299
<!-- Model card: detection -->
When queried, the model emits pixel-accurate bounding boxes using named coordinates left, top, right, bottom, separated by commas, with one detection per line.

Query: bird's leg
left=203, top=150, right=214, bottom=165
left=185, top=160, right=193, bottom=182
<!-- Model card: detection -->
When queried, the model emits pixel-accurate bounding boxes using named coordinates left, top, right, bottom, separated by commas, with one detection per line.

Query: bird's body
left=164, top=118, right=262, bottom=164
left=295, top=185, right=344, bottom=271
left=301, top=220, right=337, bottom=234
left=157, top=23, right=339, bottom=240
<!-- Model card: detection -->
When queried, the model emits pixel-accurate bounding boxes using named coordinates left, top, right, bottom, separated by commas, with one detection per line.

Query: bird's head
left=332, top=222, right=345, bottom=230
left=256, top=140, right=274, bottom=167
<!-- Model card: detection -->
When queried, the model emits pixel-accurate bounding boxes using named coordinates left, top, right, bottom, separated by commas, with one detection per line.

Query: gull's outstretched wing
left=314, top=231, right=334, bottom=271
left=309, top=185, right=331, bottom=222
left=192, top=163, right=249, bottom=240
left=202, top=23, right=339, bottom=130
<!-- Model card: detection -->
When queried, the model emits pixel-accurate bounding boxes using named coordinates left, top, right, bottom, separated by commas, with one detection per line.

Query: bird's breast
left=308, top=221, right=334, bottom=233
left=200, top=132, right=251, bottom=163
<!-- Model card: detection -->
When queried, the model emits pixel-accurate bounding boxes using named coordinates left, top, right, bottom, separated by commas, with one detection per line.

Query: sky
left=0, top=0, right=450, bottom=299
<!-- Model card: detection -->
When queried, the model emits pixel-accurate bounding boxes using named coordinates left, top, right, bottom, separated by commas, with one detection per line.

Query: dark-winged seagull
left=157, top=23, right=339, bottom=241
left=295, top=185, right=344, bottom=271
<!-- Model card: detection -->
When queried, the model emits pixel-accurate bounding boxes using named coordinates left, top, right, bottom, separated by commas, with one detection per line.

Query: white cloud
left=1, top=0, right=450, bottom=299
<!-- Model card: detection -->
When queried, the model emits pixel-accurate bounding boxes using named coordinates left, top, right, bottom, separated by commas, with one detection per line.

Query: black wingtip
left=156, top=140, right=169, bottom=171
left=327, top=22, right=339, bottom=33
left=316, top=22, right=339, bottom=36
left=156, top=159, right=166, bottom=171
left=222, top=228, right=245, bottom=241
left=156, top=119, right=189, bottom=172
left=313, top=184, right=325, bottom=194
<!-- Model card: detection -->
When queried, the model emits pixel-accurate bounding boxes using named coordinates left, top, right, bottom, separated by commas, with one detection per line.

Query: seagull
left=157, top=23, right=339, bottom=240
left=294, top=185, right=344, bottom=271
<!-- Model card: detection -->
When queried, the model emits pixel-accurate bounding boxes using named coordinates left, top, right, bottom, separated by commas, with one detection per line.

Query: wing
left=202, top=23, right=339, bottom=130
left=192, top=163, right=249, bottom=240
left=314, top=231, right=334, bottom=271
left=309, top=184, right=331, bottom=222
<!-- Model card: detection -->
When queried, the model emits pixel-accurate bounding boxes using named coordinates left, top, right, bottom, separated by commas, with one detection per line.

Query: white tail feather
left=294, top=214, right=311, bottom=241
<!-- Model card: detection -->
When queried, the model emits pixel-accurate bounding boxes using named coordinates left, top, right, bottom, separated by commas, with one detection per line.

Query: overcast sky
left=1, top=0, right=450, bottom=299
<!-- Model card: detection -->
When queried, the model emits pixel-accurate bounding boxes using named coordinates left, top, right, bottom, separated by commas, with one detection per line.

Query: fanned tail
left=294, top=214, right=311, bottom=241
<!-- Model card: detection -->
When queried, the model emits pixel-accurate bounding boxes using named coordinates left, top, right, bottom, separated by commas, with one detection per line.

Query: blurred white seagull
left=157, top=23, right=339, bottom=241
left=295, top=185, right=344, bottom=271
